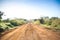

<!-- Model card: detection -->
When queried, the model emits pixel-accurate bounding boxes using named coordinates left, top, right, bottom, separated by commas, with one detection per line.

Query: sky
left=0, top=0, right=60, bottom=19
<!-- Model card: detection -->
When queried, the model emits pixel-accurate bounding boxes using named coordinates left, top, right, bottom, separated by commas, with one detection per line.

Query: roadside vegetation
left=0, top=11, right=60, bottom=34
left=33, top=16, right=60, bottom=30
left=0, top=11, right=27, bottom=34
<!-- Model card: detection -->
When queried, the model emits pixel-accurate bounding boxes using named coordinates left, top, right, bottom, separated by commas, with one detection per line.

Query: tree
left=3, top=18, right=10, bottom=22
left=50, top=17, right=58, bottom=20
left=0, top=11, right=4, bottom=22
left=40, top=18, right=44, bottom=24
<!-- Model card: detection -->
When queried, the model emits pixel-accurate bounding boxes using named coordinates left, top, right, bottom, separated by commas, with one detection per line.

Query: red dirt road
left=0, top=23, right=60, bottom=40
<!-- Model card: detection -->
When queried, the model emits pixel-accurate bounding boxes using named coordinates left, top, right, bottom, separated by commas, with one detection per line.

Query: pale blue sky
left=0, top=0, right=60, bottom=19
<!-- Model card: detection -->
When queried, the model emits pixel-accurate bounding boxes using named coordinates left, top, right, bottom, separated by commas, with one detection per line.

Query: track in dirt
left=0, top=23, right=60, bottom=40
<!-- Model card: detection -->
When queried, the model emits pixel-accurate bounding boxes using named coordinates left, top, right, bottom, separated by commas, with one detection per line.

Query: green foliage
left=6, top=23, right=14, bottom=28
left=0, top=11, right=4, bottom=22
left=0, top=19, right=27, bottom=33
left=51, top=19, right=60, bottom=29
left=41, top=17, right=60, bottom=29
left=0, top=23, right=8, bottom=29
left=0, top=11, right=3, bottom=19
left=33, top=20, right=40, bottom=25
left=10, top=20, right=19, bottom=26
left=0, top=11, right=27, bottom=33
left=0, top=28, right=4, bottom=33
left=50, top=17, right=58, bottom=20
left=3, top=18, right=10, bottom=23
left=10, top=19, right=26, bottom=26
left=40, top=18, right=44, bottom=24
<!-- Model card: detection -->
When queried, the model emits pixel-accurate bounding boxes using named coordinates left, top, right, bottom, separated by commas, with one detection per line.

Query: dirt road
left=0, top=23, right=60, bottom=40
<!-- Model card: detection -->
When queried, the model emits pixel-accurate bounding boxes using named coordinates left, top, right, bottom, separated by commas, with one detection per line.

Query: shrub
left=0, top=27, right=5, bottom=33
left=51, top=19, right=60, bottom=29
left=33, top=20, right=40, bottom=25
left=10, top=19, right=26, bottom=26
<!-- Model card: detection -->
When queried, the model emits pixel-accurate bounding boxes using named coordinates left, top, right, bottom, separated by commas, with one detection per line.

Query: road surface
left=0, top=23, right=60, bottom=40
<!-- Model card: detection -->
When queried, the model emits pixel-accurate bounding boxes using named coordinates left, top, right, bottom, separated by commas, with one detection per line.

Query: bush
left=33, top=20, right=40, bottom=25
left=10, top=19, right=26, bottom=26
left=40, top=18, right=44, bottom=24
left=0, top=22, right=14, bottom=31
left=10, top=20, right=19, bottom=26
left=51, top=19, right=60, bottom=29
left=6, top=23, right=14, bottom=28
left=0, top=23, right=9, bottom=29
left=0, top=28, right=4, bottom=33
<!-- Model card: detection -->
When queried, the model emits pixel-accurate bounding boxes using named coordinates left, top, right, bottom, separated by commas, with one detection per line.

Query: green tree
left=40, top=17, right=44, bottom=24
left=0, top=11, right=4, bottom=22
left=50, top=17, right=58, bottom=20
left=3, top=18, right=10, bottom=23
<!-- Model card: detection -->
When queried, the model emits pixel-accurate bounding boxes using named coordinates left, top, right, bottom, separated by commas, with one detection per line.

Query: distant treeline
left=33, top=16, right=60, bottom=30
